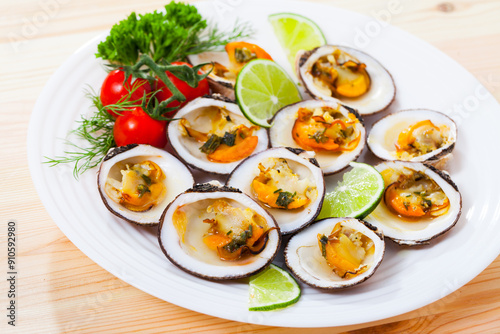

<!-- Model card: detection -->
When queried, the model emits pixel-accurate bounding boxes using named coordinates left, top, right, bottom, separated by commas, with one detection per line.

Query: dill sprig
left=44, top=89, right=143, bottom=178
left=179, top=20, right=254, bottom=60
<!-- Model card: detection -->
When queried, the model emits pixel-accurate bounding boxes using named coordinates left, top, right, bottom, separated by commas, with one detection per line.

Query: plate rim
left=27, top=0, right=500, bottom=327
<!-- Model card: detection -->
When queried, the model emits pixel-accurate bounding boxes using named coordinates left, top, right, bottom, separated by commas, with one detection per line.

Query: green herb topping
left=141, top=174, right=152, bottom=186
left=200, top=134, right=223, bottom=154
left=199, top=131, right=237, bottom=154
left=137, top=184, right=151, bottom=198
left=234, top=47, right=257, bottom=63
left=96, top=1, right=253, bottom=65
left=319, top=234, right=328, bottom=258
left=224, top=225, right=253, bottom=253
left=276, top=191, right=296, bottom=208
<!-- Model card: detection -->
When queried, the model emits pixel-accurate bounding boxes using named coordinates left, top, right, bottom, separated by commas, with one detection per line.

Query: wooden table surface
left=2, top=0, right=500, bottom=333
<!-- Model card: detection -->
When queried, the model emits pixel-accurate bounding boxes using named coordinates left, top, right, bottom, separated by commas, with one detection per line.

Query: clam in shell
left=158, top=183, right=281, bottom=280
left=97, top=144, right=194, bottom=226
left=297, top=45, right=396, bottom=115
left=364, top=161, right=462, bottom=246
left=285, top=217, right=385, bottom=289
left=227, top=147, right=325, bottom=235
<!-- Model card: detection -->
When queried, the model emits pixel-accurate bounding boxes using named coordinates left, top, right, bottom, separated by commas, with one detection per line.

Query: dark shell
left=202, top=93, right=236, bottom=104
left=103, top=144, right=139, bottom=162
left=187, top=183, right=241, bottom=194
left=206, top=80, right=235, bottom=101
left=284, top=147, right=320, bottom=167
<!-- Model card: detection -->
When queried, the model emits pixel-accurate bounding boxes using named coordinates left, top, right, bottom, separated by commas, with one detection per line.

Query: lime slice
left=249, top=264, right=301, bottom=311
left=317, top=162, right=384, bottom=220
left=235, top=59, right=301, bottom=128
left=269, top=13, right=326, bottom=67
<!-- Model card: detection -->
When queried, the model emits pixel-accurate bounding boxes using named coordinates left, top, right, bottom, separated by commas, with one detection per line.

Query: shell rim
left=366, top=108, right=458, bottom=163
left=284, top=217, right=385, bottom=290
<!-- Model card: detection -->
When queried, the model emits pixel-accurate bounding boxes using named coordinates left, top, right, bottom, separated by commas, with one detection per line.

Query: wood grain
left=2, top=0, right=500, bottom=333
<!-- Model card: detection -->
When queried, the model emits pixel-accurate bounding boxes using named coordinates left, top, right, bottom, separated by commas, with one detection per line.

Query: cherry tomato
left=100, top=69, right=151, bottom=117
left=155, top=61, right=210, bottom=110
left=113, top=107, right=167, bottom=148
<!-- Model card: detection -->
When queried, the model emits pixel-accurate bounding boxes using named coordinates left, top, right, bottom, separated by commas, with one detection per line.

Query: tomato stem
left=116, top=54, right=212, bottom=120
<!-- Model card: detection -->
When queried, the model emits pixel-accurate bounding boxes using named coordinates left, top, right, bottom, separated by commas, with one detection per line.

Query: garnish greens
left=96, top=1, right=253, bottom=65
left=200, top=135, right=223, bottom=154
left=224, top=225, right=253, bottom=253
left=199, top=131, right=237, bottom=154
left=47, top=1, right=255, bottom=178
left=137, top=184, right=151, bottom=198
left=45, top=90, right=121, bottom=178
left=319, top=234, right=328, bottom=257
left=276, top=191, right=296, bottom=208
left=141, top=174, right=152, bottom=186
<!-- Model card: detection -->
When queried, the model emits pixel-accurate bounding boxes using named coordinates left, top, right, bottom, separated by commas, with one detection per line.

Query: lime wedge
left=317, top=162, right=384, bottom=220
left=269, top=13, right=326, bottom=68
left=235, top=59, right=301, bottom=128
left=249, top=264, right=301, bottom=311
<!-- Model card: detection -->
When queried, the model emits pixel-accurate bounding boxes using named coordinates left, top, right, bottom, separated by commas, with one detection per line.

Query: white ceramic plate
left=28, top=0, right=500, bottom=327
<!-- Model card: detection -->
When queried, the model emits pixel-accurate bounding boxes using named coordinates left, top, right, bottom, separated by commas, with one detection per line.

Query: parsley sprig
left=96, top=1, right=253, bottom=65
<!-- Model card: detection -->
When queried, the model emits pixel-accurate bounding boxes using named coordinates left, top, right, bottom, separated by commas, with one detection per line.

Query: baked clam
left=269, top=100, right=366, bottom=175
left=365, top=161, right=462, bottom=246
left=368, top=109, right=457, bottom=168
left=227, top=147, right=325, bottom=234
left=168, top=95, right=269, bottom=175
left=187, top=42, right=273, bottom=100
left=285, top=218, right=385, bottom=289
left=97, top=144, right=194, bottom=226
left=297, top=45, right=395, bottom=115
left=158, top=183, right=281, bottom=280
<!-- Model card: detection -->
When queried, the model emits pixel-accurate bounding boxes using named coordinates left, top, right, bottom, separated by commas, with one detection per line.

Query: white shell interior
left=365, top=161, right=462, bottom=245
left=269, top=100, right=366, bottom=175
left=286, top=218, right=385, bottom=289
left=159, top=191, right=280, bottom=279
left=368, top=109, right=457, bottom=162
left=227, top=147, right=325, bottom=234
left=187, top=51, right=235, bottom=86
left=98, top=145, right=194, bottom=225
left=298, top=45, right=395, bottom=115
left=168, top=96, right=269, bottom=174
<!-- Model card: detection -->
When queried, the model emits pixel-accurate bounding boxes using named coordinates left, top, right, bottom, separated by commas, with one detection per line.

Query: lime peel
left=317, top=162, right=385, bottom=220
left=269, top=12, right=327, bottom=68
left=235, top=59, right=301, bottom=128
left=249, top=264, right=301, bottom=311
